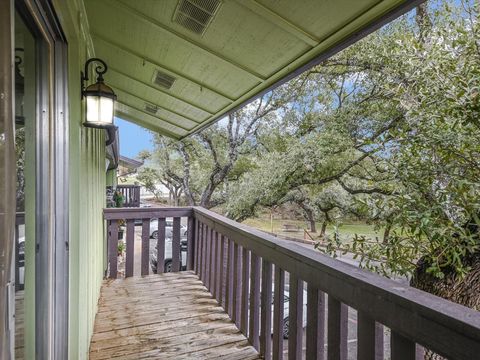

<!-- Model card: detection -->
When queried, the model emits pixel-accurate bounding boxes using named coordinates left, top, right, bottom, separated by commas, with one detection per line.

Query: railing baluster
left=201, top=223, right=207, bottom=281
left=391, top=331, right=416, bottom=360
left=199, top=222, right=204, bottom=279
left=211, top=229, right=217, bottom=296
left=249, top=253, right=261, bottom=350
left=194, top=218, right=199, bottom=273
left=241, top=248, right=250, bottom=336
left=327, top=296, right=348, bottom=360
left=125, top=219, right=135, bottom=277
left=211, top=229, right=216, bottom=293
left=187, top=216, right=194, bottom=270
left=141, top=219, right=150, bottom=276
left=157, top=218, right=166, bottom=274
left=108, top=220, right=118, bottom=279
left=226, top=238, right=234, bottom=316
left=219, top=234, right=225, bottom=307
left=306, top=286, right=325, bottom=360
left=215, top=231, right=221, bottom=303
left=205, top=225, right=211, bottom=288
left=232, top=242, right=240, bottom=326
left=273, top=265, right=285, bottom=360
left=358, top=312, right=383, bottom=360
left=261, top=259, right=273, bottom=360
left=289, top=275, right=303, bottom=360
left=204, top=224, right=209, bottom=281
left=172, top=217, right=181, bottom=272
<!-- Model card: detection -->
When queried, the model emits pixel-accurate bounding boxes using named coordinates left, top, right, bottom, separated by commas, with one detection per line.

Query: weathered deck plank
left=15, top=290, right=24, bottom=360
left=90, top=271, right=260, bottom=359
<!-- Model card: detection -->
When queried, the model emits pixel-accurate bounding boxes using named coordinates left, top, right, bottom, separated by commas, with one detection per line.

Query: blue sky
left=115, top=117, right=153, bottom=159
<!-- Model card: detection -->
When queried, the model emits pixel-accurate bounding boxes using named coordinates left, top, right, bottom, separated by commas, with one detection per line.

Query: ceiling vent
left=153, top=70, right=176, bottom=90
left=173, top=0, right=221, bottom=35
left=145, top=103, right=159, bottom=114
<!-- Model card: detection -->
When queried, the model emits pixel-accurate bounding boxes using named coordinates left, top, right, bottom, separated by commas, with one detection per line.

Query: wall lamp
left=81, top=58, right=117, bottom=129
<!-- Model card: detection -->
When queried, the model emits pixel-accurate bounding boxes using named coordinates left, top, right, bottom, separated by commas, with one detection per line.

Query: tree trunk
left=304, top=208, right=316, bottom=233
left=174, top=187, right=183, bottom=207
left=320, top=220, right=328, bottom=238
left=299, top=202, right=316, bottom=232
left=172, top=193, right=179, bottom=207
left=416, top=3, right=432, bottom=43
left=383, top=221, right=392, bottom=244
left=410, top=253, right=480, bottom=359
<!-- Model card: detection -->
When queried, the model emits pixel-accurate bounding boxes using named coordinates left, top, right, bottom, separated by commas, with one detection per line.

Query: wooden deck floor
left=89, top=271, right=260, bottom=359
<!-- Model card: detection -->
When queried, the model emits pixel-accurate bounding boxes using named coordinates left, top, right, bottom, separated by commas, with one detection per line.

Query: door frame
left=0, top=0, right=17, bottom=358
left=2, top=0, right=70, bottom=358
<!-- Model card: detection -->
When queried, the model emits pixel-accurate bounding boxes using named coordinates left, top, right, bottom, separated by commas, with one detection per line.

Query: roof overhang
left=85, top=0, right=423, bottom=139
left=119, top=155, right=144, bottom=170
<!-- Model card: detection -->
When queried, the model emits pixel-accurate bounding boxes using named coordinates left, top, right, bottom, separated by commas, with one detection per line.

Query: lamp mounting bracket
left=81, top=57, right=109, bottom=96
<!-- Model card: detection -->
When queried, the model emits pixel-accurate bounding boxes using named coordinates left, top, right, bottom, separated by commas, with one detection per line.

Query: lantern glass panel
left=86, top=94, right=113, bottom=125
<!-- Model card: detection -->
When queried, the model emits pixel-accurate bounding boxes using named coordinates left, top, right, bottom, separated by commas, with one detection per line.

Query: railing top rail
left=103, top=207, right=193, bottom=220
left=192, top=206, right=480, bottom=359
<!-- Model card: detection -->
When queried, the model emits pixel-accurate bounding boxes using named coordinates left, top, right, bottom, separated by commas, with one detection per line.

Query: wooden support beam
left=236, top=0, right=319, bottom=47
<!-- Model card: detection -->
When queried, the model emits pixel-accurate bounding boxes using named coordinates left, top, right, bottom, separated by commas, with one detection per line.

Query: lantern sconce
left=81, top=58, right=117, bottom=129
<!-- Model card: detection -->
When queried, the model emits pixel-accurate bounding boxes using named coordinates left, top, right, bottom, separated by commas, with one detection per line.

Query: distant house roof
left=119, top=155, right=144, bottom=170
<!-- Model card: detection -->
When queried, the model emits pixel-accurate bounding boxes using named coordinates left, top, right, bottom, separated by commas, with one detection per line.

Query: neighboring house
left=1, top=1, right=476, bottom=360
left=117, top=155, right=143, bottom=179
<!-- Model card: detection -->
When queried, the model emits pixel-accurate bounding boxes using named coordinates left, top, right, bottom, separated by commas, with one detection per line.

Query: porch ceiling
left=85, top=0, right=420, bottom=139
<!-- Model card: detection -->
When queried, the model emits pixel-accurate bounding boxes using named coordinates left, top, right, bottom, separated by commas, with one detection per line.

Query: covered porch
left=93, top=207, right=480, bottom=360
left=90, top=272, right=259, bottom=359
left=2, top=0, right=480, bottom=359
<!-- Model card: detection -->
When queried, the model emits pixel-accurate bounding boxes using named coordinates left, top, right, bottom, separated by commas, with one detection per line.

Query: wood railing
left=116, top=185, right=141, bottom=207
left=103, top=207, right=480, bottom=360
left=104, top=207, right=193, bottom=277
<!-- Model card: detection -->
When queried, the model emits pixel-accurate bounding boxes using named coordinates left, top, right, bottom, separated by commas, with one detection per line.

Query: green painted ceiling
left=84, top=0, right=419, bottom=139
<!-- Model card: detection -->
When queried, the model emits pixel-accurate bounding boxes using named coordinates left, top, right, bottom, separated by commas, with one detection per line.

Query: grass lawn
left=243, top=216, right=384, bottom=242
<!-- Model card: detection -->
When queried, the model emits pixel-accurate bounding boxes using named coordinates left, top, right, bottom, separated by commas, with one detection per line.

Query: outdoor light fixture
left=81, top=58, right=116, bottom=129
left=15, top=48, right=25, bottom=125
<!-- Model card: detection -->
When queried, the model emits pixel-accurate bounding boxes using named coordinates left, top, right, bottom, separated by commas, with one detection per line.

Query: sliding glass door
left=1, top=1, right=69, bottom=358
left=14, top=9, right=39, bottom=359
left=0, top=0, right=17, bottom=358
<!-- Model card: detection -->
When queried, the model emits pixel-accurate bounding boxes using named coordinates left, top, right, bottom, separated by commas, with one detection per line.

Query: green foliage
left=227, top=1, right=480, bottom=279
left=137, top=1, right=480, bottom=281
left=117, top=240, right=125, bottom=255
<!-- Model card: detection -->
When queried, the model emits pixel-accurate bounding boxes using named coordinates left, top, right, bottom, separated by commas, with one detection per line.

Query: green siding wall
left=52, top=1, right=108, bottom=358
left=106, top=168, right=117, bottom=187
